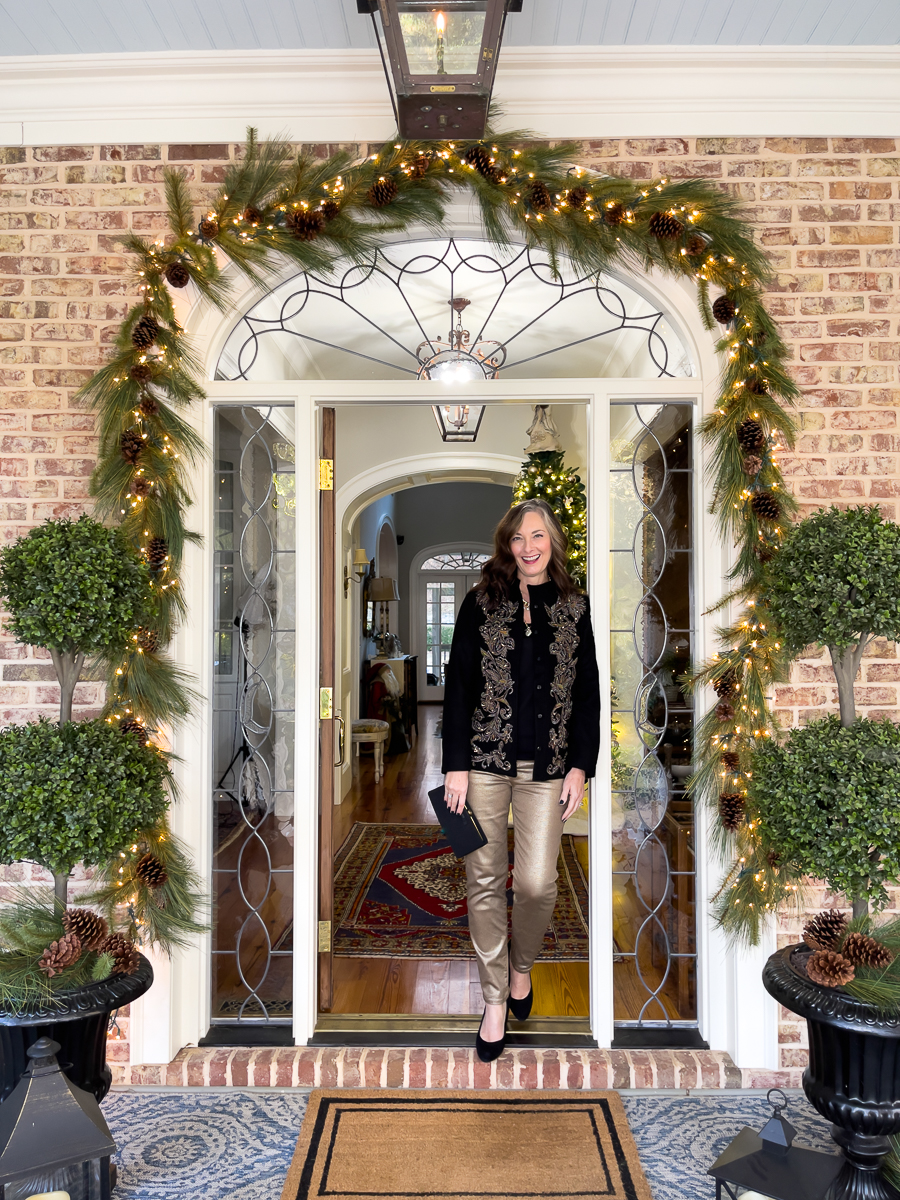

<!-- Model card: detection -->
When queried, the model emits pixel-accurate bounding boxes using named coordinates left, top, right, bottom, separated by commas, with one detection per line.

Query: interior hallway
left=331, top=704, right=591, bottom=1018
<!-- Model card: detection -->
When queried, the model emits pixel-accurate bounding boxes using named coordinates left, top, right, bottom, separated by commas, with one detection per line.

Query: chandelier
left=419, top=298, right=504, bottom=441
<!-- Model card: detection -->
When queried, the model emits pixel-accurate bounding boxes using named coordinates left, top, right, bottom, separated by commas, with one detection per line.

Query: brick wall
left=0, top=134, right=897, bottom=1075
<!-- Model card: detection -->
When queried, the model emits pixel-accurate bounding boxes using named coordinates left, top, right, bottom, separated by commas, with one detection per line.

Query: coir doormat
left=333, top=822, right=588, bottom=960
left=280, top=1089, right=653, bottom=1200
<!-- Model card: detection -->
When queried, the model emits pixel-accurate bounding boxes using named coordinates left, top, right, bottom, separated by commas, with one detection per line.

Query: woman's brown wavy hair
left=475, top=499, right=580, bottom=608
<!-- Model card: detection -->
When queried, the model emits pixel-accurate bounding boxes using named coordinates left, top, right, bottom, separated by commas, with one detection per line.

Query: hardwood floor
left=331, top=704, right=589, bottom=1017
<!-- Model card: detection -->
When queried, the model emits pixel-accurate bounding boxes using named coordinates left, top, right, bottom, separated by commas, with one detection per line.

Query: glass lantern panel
left=398, top=5, right=487, bottom=76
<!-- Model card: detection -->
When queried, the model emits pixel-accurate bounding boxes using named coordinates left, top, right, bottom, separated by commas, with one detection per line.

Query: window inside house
left=420, top=553, right=488, bottom=697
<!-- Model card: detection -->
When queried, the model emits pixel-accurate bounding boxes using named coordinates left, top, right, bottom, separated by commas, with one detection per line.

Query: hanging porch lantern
left=357, top=1, right=523, bottom=139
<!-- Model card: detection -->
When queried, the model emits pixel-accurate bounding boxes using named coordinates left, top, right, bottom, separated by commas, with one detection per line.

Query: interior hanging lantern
left=357, top=1, right=523, bottom=139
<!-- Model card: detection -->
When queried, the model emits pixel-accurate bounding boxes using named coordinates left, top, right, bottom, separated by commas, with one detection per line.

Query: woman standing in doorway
left=442, top=498, right=600, bottom=1061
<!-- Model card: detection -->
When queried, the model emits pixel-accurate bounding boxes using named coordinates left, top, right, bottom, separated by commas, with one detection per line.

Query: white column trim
left=0, top=45, right=898, bottom=145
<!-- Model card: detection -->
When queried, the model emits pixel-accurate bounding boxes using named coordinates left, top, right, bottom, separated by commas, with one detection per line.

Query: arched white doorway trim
left=335, top=453, right=521, bottom=763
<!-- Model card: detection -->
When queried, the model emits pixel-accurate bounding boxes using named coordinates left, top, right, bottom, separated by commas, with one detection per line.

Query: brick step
left=122, top=1046, right=803, bottom=1090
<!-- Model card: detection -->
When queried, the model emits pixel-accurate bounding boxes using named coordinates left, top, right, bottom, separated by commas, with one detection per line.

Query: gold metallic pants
left=464, top=763, right=565, bottom=1004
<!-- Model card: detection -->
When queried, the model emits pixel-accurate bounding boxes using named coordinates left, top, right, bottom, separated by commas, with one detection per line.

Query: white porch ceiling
left=0, top=0, right=897, bottom=55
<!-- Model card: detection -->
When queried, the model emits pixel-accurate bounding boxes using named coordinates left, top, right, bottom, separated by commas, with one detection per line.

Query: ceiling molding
left=0, top=45, right=898, bottom=145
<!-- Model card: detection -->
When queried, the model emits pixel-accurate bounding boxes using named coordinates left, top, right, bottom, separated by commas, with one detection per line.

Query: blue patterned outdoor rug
left=103, top=1088, right=837, bottom=1200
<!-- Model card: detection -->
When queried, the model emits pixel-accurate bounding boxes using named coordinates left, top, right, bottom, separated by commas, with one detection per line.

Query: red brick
left=167, top=143, right=230, bottom=160
left=34, top=457, right=95, bottom=476
left=799, top=342, right=862, bottom=362
left=101, top=144, right=162, bottom=161
left=830, top=273, right=892, bottom=292
left=830, top=225, right=893, bottom=245
left=797, top=159, right=861, bottom=176
left=830, top=181, right=892, bottom=199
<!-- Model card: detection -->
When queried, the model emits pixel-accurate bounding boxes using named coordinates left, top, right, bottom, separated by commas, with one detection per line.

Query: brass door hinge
left=318, top=920, right=332, bottom=952
left=319, top=687, right=333, bottom=719
left=319, top=458, right=334, bottom=490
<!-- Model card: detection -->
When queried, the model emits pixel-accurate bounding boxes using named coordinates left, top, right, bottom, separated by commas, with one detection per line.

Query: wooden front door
left=318, top=407, right=337, bottom=1012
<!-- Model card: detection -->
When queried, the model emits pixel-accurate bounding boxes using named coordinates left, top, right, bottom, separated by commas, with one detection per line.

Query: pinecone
left=146, top=536, right=168, bottom=571
left=139, top=394, right=159, bottom=417
left=603, top=202, right=625, bottom=227
left=408, top=154, right=431, bottom=180
left=746, top=375, right=768, bottom=395
left=713, top=669, right=739, bottom=698
left=130, top=362, right=153, bottom=383
left=718, top=792, right=745, bottom=831
left=367, top=176, right=398, bottom=207
left=119, top=716, right=149, bottom=747
left=803, top=909, right=848, bottom=952
left=321, top=199, right=341, bottom=221
left=286, top=208, right=325, bottom=241
left=97, top=933, right=141, bottom=977
left=120, top=429, right=144, bottom=465
left=648, top=210, right=684, bottom=241
left=198, top=216, right=219, bottom=240
left=132, top=476, right=152, bottom=499
left=806, top=949, right=855, bottom=988
left=464, top=144, right=495, bottom=178
left=528, top=180, right=552, bottom=211
left=242, top=206, right=262, bottom=225
left=131, top=314, right=159, bottom=350
left=164, top=261, right=190, bottom=288
left=712, top=294, right=737, bottom=324
left=62, top=907, right=108, bottom=951
left=135, top=852, right=169, bottom=889
left=136, top=626, right=159, bottom=652
left=742, top=454, right=763, bottom=477
left=568, top=185, right=589, bottom=210
left=721, top=751, right=741, bottom=771
left=842, top=931, right=895, bottom=969
left=686, top=233, right=708, bottom=257
left=715, top=700, right=735, bottom=721
left=38, top=933, right=82, bottom=978
left=751, top=490, right=780, bottom=521
left=737, top=417, right=766, bottom=451
left=756, top=543, right=776, bottom=564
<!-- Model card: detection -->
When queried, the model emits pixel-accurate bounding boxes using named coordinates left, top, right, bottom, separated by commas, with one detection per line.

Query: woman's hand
left=444, top=770, right=469, bottom=815
left=559, top=768, right=586, bottom=822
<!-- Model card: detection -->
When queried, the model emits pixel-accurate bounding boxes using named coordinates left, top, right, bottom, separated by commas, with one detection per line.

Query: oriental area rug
left=333, top=823, right=588, bottom=960
left=280, top=1090, right=653, bottom=1200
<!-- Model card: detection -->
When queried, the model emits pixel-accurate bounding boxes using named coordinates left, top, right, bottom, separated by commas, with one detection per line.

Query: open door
left=318, top=407, right=337, bottom=1012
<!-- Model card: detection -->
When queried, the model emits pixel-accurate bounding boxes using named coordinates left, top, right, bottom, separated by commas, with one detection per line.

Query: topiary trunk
left=48, top=648, right=85, bottom=725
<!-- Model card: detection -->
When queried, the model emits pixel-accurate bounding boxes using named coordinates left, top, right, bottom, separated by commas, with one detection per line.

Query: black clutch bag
left=428, top=784, right=488, bottom=858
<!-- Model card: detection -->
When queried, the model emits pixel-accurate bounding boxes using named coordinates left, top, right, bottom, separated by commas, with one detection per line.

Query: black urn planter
left=0, top=953, right=152, bottom=1104
left=764, top=944, right=900, bottom=1200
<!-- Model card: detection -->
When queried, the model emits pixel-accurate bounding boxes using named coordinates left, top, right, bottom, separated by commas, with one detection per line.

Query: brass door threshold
left=309, top=1014, right=596, bottom=1048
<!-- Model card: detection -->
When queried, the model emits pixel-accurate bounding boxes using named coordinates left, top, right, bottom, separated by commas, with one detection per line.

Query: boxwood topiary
left=0, top=515, right=149, bottom=721
left=750, top=714, right=900, bottom=912
left=0, top=718, right=171, bottom=902
left=765, top=505, right=900, bottom=727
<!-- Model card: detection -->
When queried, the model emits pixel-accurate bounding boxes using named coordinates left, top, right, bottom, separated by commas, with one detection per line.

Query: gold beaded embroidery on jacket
left=546, top=594, right=585, bottom=776
left=470, top=595, right=518, bottom=771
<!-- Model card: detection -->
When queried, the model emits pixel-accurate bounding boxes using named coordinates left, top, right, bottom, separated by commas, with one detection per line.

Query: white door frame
left=128, top=268, right=778, bottom=1070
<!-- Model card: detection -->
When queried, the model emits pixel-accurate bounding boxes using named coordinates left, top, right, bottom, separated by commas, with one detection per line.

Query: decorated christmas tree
left=512, top=407, right=587, bottom=584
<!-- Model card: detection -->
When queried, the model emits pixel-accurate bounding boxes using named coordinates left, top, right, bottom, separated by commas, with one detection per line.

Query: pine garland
left=77, top=122, right=803, bottom=945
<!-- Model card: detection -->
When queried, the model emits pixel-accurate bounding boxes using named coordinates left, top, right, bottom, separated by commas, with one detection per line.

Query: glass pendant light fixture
left=357, top=1, right=523, bottom=139
left=418, top=298, right=501, bottom=441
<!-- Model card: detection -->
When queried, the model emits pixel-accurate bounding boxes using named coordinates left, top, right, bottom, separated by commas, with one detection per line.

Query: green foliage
left=0, top=892, right=115, bottom=1015
left=750, top=715, right=900, bottom=910
left=85, top=816, right=207, bottom=954
left=0, top=515, right=148, bottom=656
left=0, top=719, right=171, bottom=877
left=765, top=505, right=900, bottom=655
left=512, top=450, right=587, bottom=583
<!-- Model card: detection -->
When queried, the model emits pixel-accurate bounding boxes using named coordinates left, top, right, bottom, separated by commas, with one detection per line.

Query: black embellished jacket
left=441, top=580, right=601, bottom=781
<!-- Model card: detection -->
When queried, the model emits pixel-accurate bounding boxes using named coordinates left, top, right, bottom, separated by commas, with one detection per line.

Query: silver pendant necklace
left=523, top=597, right=532, bottom=636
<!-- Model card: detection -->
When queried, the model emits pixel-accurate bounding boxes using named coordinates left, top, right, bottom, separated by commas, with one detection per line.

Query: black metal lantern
left=707, top=1090, right=842, bottom=1200
left=0, top=1037, right=115, bottom=1200
left=358, top=1, right=523, bottom=139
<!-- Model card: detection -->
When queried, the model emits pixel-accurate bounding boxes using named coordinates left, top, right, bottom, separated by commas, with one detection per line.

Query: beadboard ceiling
left=0, top=0, right=896, bottom=55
